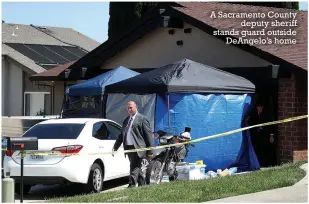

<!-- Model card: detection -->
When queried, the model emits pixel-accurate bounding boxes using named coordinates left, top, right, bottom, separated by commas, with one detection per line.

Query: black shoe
left=128, top=184, right=137, bottom=188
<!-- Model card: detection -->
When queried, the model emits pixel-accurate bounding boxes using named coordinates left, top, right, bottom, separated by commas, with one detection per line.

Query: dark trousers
left=251, top=132, right=275, bottom=167
left=126, top=145, right=145, bottom=187
left=251, top=132, right=267, bottom=167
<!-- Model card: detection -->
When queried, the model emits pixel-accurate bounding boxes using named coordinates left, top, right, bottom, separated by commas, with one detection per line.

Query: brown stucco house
left=30, top=2, right=308, bottom=164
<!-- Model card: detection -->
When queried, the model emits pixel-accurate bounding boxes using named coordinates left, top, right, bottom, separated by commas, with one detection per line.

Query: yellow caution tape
left=1, top=115, right=307, bottom=156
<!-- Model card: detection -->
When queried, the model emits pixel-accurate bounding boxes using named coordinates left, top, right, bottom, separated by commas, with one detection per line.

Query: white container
left=189, top=164, right=206, bottom=180
left=176, top=163, right=207, bottom=181
left=176, top=163, right=191, bottom=180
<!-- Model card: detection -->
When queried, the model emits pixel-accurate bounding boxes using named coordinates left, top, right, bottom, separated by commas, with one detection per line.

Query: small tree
left=36, top=109, right=46, bottom=116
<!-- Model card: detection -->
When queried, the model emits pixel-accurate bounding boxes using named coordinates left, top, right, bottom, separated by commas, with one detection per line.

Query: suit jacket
left=113, top=113, right=154, bottom=158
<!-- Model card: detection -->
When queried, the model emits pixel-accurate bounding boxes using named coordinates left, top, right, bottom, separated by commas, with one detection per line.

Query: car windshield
left=23, top=123, right=85, bottom=139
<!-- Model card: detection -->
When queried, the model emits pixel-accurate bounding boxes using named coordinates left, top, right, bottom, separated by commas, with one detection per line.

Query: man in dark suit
left=248, top=100, right=275, bottom=167
left=113, top=101, right=154, bottom=187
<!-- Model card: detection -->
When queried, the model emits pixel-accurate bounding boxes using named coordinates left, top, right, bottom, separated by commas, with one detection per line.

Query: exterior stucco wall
left=101, top=23, right=271, bottom=69
left=2, top=57, right=23, bottom=116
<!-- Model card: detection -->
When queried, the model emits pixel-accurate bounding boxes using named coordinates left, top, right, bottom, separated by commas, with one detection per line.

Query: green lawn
left=49, top=161, right=306, bottom=203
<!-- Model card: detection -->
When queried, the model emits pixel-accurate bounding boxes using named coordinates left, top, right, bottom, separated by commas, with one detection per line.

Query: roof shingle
left=63, top=2, right=308, bottom=78
left=175, top=2, right=307, bottom=69
left=29, top=61, right=76, bottom=81
left=2, top=23, right=100, bottom=51
left=2, top=23, right=100, bottom=74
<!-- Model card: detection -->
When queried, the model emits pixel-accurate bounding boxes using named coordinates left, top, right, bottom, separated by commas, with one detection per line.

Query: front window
left=92, top=122, right=121, bottom=140
left=92, top=122, right=110, bottom=140
left=106, top=122, right=121, bottom=140
left=23, top=123, right=85, bottom=139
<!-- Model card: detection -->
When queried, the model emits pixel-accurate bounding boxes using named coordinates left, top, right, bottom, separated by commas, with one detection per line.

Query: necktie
left=124, top=117, right=133, bottom=143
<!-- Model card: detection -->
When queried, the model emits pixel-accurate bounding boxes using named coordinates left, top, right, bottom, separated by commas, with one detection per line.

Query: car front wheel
left=85, top=163, right=103, bottom=193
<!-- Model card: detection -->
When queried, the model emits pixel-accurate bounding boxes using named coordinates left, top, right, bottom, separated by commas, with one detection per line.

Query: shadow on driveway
left=14, top=177, right=128, bottom=203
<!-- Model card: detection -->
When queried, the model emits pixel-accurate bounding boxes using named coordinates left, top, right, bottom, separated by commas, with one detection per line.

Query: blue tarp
left=155, top=93, right=259, bottom=171
left=229, top=98, right=260, bottom=172
left=66, top=66, right=140, bottom=96
left=103, top=59, right=258, bottom=172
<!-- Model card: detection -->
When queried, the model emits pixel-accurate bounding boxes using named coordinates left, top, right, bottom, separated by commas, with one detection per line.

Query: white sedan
left=3, top=118, right=130, bottom=194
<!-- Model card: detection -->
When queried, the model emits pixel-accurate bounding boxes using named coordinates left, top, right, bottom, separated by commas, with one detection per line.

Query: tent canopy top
left=105, top=59, right=255, bottom=94
left=66, top=66, right=140, bottom=96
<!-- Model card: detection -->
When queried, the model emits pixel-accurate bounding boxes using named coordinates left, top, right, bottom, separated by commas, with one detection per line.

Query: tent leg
left=59, top=96, right=66, bottom=118
left=168, top=94, right=170, bottom=129
left=100, top=94, right=103, bottom=118
left=102, top=94, right=107, bottom=118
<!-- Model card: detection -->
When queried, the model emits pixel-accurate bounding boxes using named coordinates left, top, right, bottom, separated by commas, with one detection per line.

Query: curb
left=293, top=163, right=308, bottom=186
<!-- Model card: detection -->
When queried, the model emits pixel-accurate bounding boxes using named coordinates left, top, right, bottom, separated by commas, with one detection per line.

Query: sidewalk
left=206, top=163, right=308, bottom=203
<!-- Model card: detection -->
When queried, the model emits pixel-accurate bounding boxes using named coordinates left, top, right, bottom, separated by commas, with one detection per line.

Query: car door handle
left=98, top=146, right=104, bottom=148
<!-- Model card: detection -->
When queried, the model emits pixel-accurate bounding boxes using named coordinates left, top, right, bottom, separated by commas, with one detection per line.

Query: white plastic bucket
left=176, top=163, right=206, bottom=180
left=189, top=164, right=206, bottom=180
left=176, top=163, right=191, bottom=180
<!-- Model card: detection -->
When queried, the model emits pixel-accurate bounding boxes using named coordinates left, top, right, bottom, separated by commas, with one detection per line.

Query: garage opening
left=222, top=66, right=278, bottom=167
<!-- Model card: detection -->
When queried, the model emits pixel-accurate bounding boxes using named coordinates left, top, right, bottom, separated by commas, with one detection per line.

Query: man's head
left=256, top=100, right=264, bottom=114
left=127, top=101, right=138, bottom=116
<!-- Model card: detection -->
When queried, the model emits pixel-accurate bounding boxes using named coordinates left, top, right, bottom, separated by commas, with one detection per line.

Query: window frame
left=92, top=121, right=111, bottom=140
left=23, top=91, right=50, bottom=116
left=105, top=121, right=122, bottom=140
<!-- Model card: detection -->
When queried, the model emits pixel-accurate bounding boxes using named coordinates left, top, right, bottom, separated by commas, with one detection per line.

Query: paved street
left=14, top=177, right=128, bottom=203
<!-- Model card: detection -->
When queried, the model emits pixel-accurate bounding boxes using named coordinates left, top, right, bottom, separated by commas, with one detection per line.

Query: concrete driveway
left=14, top=177, right=128, bottom=203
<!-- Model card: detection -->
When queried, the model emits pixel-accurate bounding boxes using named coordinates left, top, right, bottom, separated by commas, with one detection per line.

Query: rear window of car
left=23, top=123, right=85, bottom=139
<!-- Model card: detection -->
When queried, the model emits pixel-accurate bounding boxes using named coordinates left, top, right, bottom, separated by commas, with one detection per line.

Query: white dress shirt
left=126, top=112, right=137, bottom=145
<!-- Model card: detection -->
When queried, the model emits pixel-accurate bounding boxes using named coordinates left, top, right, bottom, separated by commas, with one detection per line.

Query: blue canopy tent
left=61, top=66, right=140, bottom=118
left=104, top=59, right=260, bottom=172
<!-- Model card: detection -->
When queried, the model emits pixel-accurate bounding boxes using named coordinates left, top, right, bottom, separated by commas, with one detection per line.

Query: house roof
left=64, top=7, right=164, bottom=78
left=2, top=23, right=100, bottom=74
left=29, top=61, right=76, bottom=81
left=2, top=44, right=45, bottom=73
left=174, top=2, right=307, bottom=70
left=65, top=2, right=307, bottom=79
left=2, top=23, right=99, bottom=50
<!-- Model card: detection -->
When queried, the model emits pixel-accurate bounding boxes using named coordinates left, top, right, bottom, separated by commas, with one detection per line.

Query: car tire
left=85, top=163, right=103, bottom=193
left=15, top=184, right=32, bottom=195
